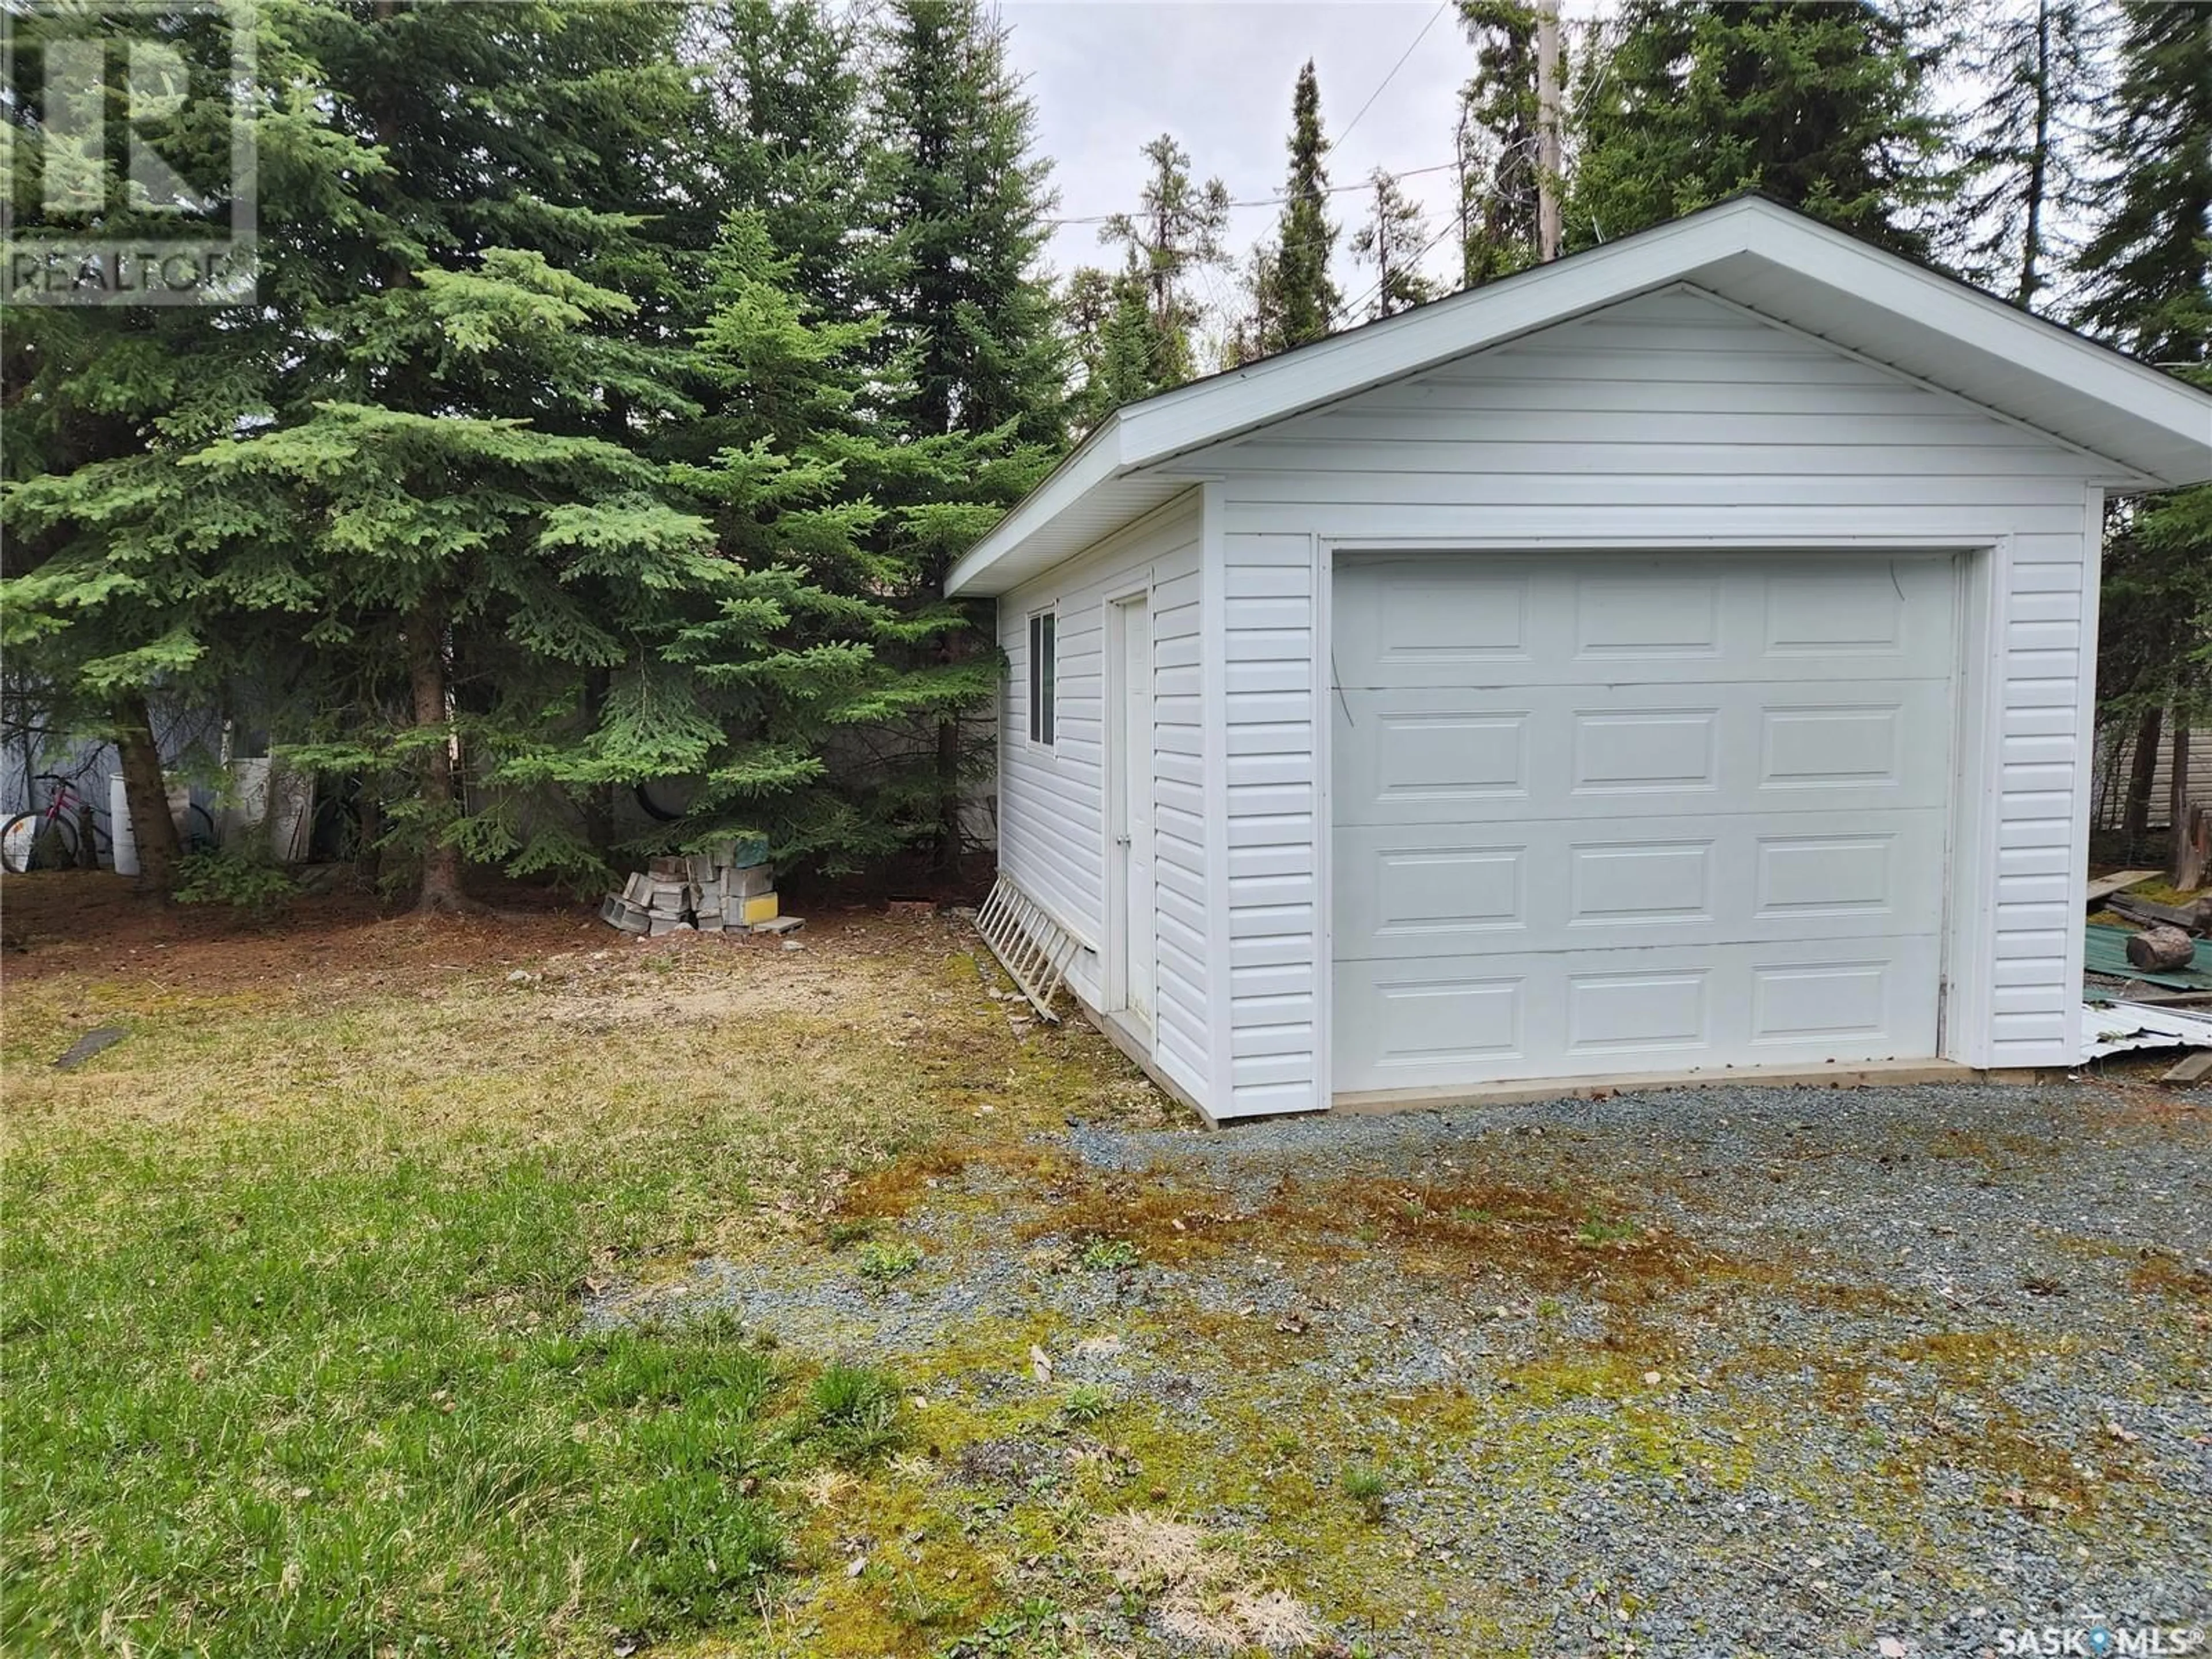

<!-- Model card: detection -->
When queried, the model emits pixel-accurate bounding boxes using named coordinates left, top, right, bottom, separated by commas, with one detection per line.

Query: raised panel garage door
left=1330, top=552, right=1958, bottom=1096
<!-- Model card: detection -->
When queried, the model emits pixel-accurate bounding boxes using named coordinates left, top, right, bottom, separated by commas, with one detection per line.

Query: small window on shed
left=1028, top=611, right=1056, bottom=746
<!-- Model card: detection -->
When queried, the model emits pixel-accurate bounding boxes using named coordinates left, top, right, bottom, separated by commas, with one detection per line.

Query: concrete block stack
left=598, top=843, right=797, bottom=937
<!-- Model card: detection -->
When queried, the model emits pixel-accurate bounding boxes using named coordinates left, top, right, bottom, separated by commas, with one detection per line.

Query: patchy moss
left=1010, top=1166, right=1262, bottom=1265
left=2128, top=1252, right=2212, bottom=1298
left=781, top=1465, right=1013, bottom=1658
left=836, top=1142, right=1078, bottom=1224
left=1892, top=1327, right=2030, bottom=1384
left=1501, top=1348, right=1669, bottom=1408
left=1301, top=1174, right=1715, bottom=1297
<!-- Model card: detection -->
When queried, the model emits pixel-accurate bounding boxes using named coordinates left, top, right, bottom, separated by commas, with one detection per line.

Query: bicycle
left=1, top=773, right=108, bottom=874
left=0, top=773, right=216, bottom=874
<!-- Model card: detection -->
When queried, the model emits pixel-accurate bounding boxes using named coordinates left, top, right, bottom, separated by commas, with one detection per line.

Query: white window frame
left=1027, top=608, right=1057, bottom=748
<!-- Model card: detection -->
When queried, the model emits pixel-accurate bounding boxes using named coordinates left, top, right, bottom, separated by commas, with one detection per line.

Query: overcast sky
left=1001, top=1, right=1479, bottom=330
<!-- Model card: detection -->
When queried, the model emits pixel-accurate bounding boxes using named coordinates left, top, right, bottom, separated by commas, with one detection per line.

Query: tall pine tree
left=1956, top=0, right=2105, bottom=309
left=1225, top=240, right=1286, bottom=368
left=1456, top=1, right=1541, bottom=285
left=1351, top=168, right=1440, bottom=320
left=0, top=1, right=303, bottom=887
left=1570, top=1, right=1952, bottom=257
left=866, top=0, right=1066, bottom=868
left=700, top=0, right=874, bottom=320
left=1273, top=60, right=1339, bottom=349
left=1101, top=134, right=1230, bottom=390
left=1067, top=259, right=1169, bottom=424
left=6, top=1, right=729, bottom=909
left=869, top=0, right=1064, bottom=448
left=2073, top=1, right=2212, bottom=858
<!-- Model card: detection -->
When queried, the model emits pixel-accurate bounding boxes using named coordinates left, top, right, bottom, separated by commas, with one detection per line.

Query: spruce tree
left=865, top=0, right=1066, bottom=869
left=5, top=1, right=724, bottom=910
left=2073, top=1, right=2212, bottom=857
left=703, top=0, right=874, bottom=319
left=1569, top=1, right=1952, bottom=257
left=1101, top=134, right=1231, bottom=389
left=653, top=213, right=988, bottom=869
left=1351, top=168, right=1440, bottom=319
left=1067, top=259, right=1172, bottom=425
left=868, top=0, right=1063, bottom=448
left=1273, top=60, right=1339, bottom=349
left=1456, top=0, right=1541, bottom=285
left=0, top=2, right=297, bottom=887
left=1224, top=241, right=1284, bottom=369
left=1956, top=0, right=2105, bottom=309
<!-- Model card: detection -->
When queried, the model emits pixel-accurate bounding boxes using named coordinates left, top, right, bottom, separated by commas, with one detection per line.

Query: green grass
left=856, top=1238, right=925, bottom=1287
left=1339, top=1462, right=1391, bottom=1523
left=1074, top=1237, right=1140, bottom=1273
left=1575, top=1212, right=1644, bottom=1246
left=2, top=1114, right=806, bottom=1653
left=0, top=937, right=1097, bottom=1657
left=810, top=1361, right=906, bottom=1463
left=1059, top=1383, right=1114, bottom=1425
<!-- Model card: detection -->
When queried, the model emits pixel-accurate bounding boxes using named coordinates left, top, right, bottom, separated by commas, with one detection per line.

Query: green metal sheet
left=2084, top=922, right=2212, bottom=990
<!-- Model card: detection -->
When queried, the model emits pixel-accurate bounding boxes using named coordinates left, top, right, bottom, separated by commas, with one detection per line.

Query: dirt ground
left=2, top=865, right=586, bottom=991
left=5, top=871, right=2207, bottom=1659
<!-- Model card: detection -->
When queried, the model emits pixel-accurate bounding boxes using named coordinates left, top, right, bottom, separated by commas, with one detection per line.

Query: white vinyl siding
left=1219, top=530, right=1325, bottom=1118
left=997, top=492, right=1210, bottom=1105
left=1185, top=284, right=2109, bottom=1103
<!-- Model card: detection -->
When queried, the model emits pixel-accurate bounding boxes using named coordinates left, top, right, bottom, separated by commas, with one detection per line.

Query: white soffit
left=948, top=196, right=2212, bottom=597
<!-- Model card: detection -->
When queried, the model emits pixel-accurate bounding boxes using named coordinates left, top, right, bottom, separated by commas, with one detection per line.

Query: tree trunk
left=582, top=666, right=615, bottom=856
left=931, top=591, right=975, bottom=876
left=354, top=781, right=382, bottom=891
left=2177, top=804, right=2208, bottom=894
left=114, top=691, right=179, bottom=893
left=2167, top=717, right=2190, bottom=878
left=2126, top=923, right=2196, bottom=972
left=2122, top=705, right=2164, bottom=852
left=2017, top=0, right=2052, bottom=308
left=933, top=712, right=963, bottom=874
left=408, top=604, right=471, bottom=913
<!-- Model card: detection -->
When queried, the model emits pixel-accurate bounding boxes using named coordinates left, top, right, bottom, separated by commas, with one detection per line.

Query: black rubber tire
left=1, top=811, right=76, bottom=874
left=633, top=779, right=686, bottom=823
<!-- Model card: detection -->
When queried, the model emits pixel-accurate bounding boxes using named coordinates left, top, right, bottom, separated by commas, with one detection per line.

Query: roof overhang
left=949, top=196, right=2212, bottom=597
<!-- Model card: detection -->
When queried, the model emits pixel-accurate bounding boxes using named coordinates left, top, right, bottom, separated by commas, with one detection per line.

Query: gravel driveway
left=600, top=1078, right=2210, bottom=1658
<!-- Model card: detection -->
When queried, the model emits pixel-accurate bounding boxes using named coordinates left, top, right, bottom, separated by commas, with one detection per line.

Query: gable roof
left=949, top=195, right=2212, bottom=597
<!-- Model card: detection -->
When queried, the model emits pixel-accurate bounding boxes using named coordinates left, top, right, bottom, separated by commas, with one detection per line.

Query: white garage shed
left=949, top=198, right=2212, bottom=1124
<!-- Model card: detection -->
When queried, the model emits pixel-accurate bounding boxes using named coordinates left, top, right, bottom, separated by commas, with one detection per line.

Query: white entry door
left=1115, top=596, right=1156, bottom=1029
left=1331, top=552, right=1959, bottom=1095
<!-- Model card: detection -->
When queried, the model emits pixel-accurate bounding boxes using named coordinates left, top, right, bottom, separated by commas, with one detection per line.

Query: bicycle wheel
left=184, top=802, right=219, bottom=854
left=1, top=810, right=75, bottom=873
left=0, top=813, right=37, bottom=874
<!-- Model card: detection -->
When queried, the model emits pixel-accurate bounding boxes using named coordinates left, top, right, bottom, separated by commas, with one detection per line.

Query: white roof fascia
left=946, top=414, right=1123, bottom=597
left=949, top=197, right=2212, bottom=597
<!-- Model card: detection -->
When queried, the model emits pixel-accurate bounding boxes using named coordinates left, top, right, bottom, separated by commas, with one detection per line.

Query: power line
left=1047, top=159, right=1459, bottom=229
left=1336, top=203, right=1465, bottom=325
left=1337, top=0, right=1452, bottom=150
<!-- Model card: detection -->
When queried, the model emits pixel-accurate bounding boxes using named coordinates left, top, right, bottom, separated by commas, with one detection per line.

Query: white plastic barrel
left=109, top=775, right=138, bottom=876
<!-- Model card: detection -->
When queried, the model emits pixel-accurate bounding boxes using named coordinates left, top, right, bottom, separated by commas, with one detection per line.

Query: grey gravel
left=597, top=1080, right=2211, bottom=1657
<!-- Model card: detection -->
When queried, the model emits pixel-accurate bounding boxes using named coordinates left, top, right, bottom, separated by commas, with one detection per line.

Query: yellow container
left=740, top=892, right=779, bottom=925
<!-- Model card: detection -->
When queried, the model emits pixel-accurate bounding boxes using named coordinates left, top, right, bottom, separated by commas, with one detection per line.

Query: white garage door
left=1331, top=552, right=1957, bottom=1096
